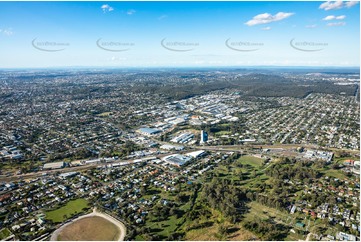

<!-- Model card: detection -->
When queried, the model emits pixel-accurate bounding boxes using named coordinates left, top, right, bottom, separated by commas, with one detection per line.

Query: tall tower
left=200, top=130, right=208, bottom=143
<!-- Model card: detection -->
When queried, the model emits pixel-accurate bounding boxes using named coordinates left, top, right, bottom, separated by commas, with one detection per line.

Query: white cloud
left=319, top=1, right=344, bottom=10
left=327, top=21, right=346, bottom=26
left=305, top=24, right=317, bottom=28
left=345, top=1, right=359, bottom=8
left=245, top=12, right=294, bottom=26
left=319, top=1, right=358, bottom=10
left=101, top=4, right=114, bottom=13
left=261, top=26, right=271, bottom=30
left=323, top=15, right=346, bottom=20
left=336, top=15, right=346, bottom=20
left=323, top=15, right=336, bottom=20
left=0, top=28, right=13, bottom=36
left=127, top=9, right=136, bottom=15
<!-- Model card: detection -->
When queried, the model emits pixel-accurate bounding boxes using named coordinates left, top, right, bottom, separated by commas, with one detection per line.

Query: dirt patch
left=57, top=216, right=120, bottom=241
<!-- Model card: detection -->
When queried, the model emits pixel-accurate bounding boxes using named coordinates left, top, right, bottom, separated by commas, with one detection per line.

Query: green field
left=243, top=202, right=306, bottom=240
left=0, top=228, right=12, bottom=240
left=97, top=112, right=113, bottom=117
left=237, top=155, right=264, bottom=167
left=46, top=199, right=90, bottom=223
left=215, top=131, right=231, bottom=136
left=322, top=168, right=348, bottom=180
left=244, top=202, right=292, bottom=223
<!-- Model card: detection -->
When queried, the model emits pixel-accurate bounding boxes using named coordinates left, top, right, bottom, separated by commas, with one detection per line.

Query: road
left=0, top=163, right=99, bottom=183
left=1, top=142, right=357, bottom=183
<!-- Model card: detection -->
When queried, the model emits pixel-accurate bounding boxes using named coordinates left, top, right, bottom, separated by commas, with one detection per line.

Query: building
left=336, top=232, right=357, bottom=241
left=162, top=154, right=191, bottom=167
left=200, top=130, right=208, bottom=143
left=186, top=150, right=206, bottom=158
left=295, top=222, right=305, bottom=228
left=352, top=161, right=360, bottom=174
left=137, top=127, right=161, bottom=136
left=43, top=161, right=65, bottom=170
left=59, top=172, right=78, bottom=179
left=290, top=205, right=297, bottom=214
left=160, top=144, right=184, bottom=151
left=171, top=132, right=194, bottom=143
left=304, top=150, right=333, bottom=163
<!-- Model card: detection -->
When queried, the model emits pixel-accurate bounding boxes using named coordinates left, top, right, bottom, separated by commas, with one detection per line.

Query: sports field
left=56, top=216, right=120, bottom=241
left=46, top=198, right=89, bottom=223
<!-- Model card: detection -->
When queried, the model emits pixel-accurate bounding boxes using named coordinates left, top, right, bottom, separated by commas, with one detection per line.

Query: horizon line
left=1, top=65, right=360, bottom=70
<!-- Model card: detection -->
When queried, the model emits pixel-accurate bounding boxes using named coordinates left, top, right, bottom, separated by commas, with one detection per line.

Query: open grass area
left=0, top=228, right=12, bottom=240
left=243, top=202, right=310, bottom=241
left=135, top=214, right=184, bottom=240
left=184, top=207, right=255, bottom=241
left=242, top=202, right=324, bottom=241
left=136, top=183, right=193, bottom=240
left=215, top=131, right=231, bottom=136
left=185, top=223, right=255, bottom=241
left=146, top=214, right=183, bottom=239
left=244, top=202, right=291, bottom=223
left=237, top=155, right=264, bottom=167
left=96, top=112, right=113, bottom=117
left=285, top=231, right=305, bottom=241
left=322, top=168, right=348, bottom=180
left=46, top=198, right=89, bottom=223
left=334, top=156, right=357, bottom=162
left=185, top=224, right=221, bottom=241
left=57, top=216, right=120, bottom=241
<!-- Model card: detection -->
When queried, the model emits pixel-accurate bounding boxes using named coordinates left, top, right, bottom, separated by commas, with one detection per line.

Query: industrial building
left=186, top=150, right=206, bottom=158
left=171, top=132, right=194, bottom=143
left=58, top=172, right=78, bottom=179
left=137, top=127, right=161, bottom=136
left=43, top=161, right=65, bottom=170
left=160, top=144, right=184, bottom=151
left=162, top=154, right=191, bottom=167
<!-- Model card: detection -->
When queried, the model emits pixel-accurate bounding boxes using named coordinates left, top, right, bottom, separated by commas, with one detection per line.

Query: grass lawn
left=184, top=207, right=255, bottom=241
left=237, top=155, right=264, bottom=167
left=46, top=198, right=89, bottom=223
left=186, top=224, right=255, bottom=241
left=334, top=156, right=357, bottom=162
left=97, top=112, right=113, bottom=117
left=243, top=202, right=292, bottom=225
left=145, top=213, right=184, bottom=239
left=285, top=231, right=305, bottom=241
left=140, top=189, right=191, bottom=239
left=242, top=202, right=308, bottom=241
left=322, top=169, right=348, bottom=180
left=215, top=131, right=231, bottom=136
left=0, top=228, right=12, bottom=240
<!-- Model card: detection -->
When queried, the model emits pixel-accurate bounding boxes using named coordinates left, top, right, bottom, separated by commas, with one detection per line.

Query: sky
left=0, top=1, right=359, bottom=68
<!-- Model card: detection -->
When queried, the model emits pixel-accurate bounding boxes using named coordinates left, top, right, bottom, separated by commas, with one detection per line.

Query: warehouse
left=43, top=161, right=65, bottom=170
left=162, top=154, right=191, bottom=167
left=137, top=127, right=161, bottom=136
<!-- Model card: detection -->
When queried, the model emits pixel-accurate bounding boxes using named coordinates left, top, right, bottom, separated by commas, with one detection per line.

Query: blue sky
left=0, top=1, right=359, bottom=68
